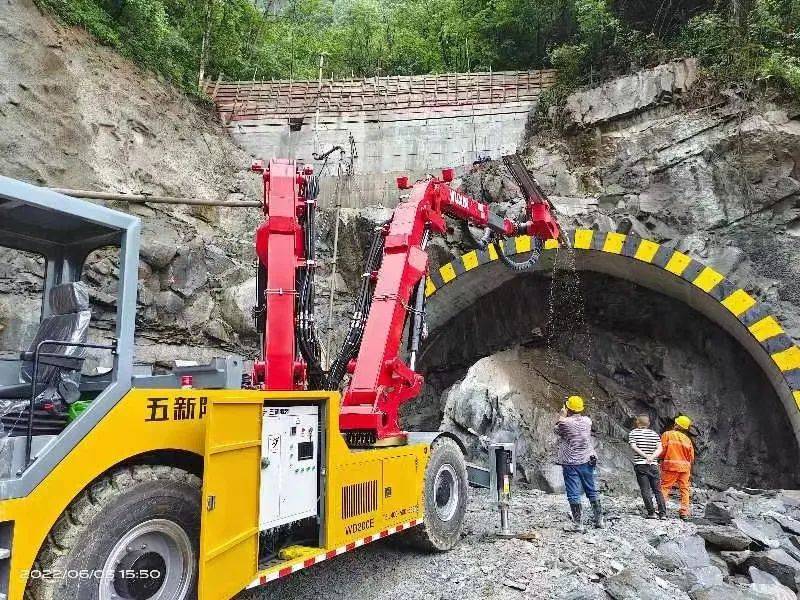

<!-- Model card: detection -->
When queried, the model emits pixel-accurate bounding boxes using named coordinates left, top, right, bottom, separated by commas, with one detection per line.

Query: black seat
left=0, top=281, right=91, bottom=404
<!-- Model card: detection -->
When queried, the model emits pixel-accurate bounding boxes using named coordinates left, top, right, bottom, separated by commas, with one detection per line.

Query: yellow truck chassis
left=0, top=388, right=454, bottom=600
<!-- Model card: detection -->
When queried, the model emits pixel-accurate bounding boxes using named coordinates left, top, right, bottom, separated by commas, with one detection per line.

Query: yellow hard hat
left=675, top=415, right=692, bottom=429
left=565, top=395, right=585, bottom=413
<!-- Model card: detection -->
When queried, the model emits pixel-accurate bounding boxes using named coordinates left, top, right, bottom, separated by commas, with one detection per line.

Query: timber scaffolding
left=204, top=69, right=558, bottom=124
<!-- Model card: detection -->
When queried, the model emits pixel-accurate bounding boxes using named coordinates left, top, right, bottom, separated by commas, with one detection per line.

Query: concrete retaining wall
left=209, top=70, right=556, bottom=207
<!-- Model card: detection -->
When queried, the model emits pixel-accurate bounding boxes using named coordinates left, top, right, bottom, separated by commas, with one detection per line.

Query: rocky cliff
left=426, top=59, right=800, bottom=491
left=1, top=0, right=269, bottom=366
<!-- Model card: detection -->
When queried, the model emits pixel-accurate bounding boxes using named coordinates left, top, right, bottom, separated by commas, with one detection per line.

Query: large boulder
left=720, top=550, right=753, bottom=569
left=657, top=535, right=711, bottom=570
left=705, top=501, right=739, bottom=525
left=220, top=277, right=258, bottom=336
left=744, top=549, right=800, bottom=591
left=603, top=569, right=673, bottom=600
left=684, top=566, right=724, bottom=592
left=698, top=526, right=753, bottom=551
left=139, top=222, right=181, bottom=269
left=166, top=240, right=208, bottom=298
left=439, top=346, right=637, bottom=492
left=689, top=584, right=776, bottom=600
left=767, top=512, right=800, bottom=536
left=563, top=59, right=698, bottom=128
left=748, top=566, right=796, bottom=600
left=732, top=518, right=782, bottom=549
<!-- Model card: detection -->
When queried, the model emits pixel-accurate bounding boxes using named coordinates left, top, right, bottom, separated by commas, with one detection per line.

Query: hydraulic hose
left=324, top=224, right=386, bottom=390
left=407, top=229, right=431, bottom=371
left=296, top=174, right=324, bottom=388
left=461, top=221, right=492, bottom=250
left=461, top=220, right=543, bottom=272
left=496, top=234, right=544, bottom=271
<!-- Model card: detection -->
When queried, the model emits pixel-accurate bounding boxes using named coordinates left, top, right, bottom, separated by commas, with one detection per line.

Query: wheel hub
left=433, top=463, right=460, bottom=522
left=100, top=519, right=194, bottom=600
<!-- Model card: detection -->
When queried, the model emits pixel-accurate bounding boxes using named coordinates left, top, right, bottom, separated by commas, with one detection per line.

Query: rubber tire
left=407, top=436, right=468, bottom=552
left=27, top=465, right=201, bottom=600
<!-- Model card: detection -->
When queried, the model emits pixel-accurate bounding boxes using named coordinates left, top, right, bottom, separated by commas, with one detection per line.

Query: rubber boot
left=568, top=503, right=585, bottom=533
left=591, top=500, right=605, bottom=529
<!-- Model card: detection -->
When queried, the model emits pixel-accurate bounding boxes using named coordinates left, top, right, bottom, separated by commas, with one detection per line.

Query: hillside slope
left=0, top=0, right=267, bottom=365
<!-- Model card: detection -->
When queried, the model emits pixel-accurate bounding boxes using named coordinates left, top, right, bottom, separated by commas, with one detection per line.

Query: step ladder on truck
left=0, top=155, right=560, bottom=600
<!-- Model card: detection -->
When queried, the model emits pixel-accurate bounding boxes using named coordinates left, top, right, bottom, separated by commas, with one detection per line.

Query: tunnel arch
left=424, top=228, right=800, bottom=445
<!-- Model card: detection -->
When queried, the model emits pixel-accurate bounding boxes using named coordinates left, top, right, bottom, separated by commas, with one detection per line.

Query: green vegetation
left=36, top=0, right=800, bottom=97
left=679, top=1, right=800, bottom=94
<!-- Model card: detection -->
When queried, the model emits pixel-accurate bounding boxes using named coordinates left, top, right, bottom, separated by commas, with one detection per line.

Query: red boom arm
left=251, top=159, right=560, bottom=446
left=252, top=158, right=308, bottom=390
left=339, top=169, right=560, bottom=443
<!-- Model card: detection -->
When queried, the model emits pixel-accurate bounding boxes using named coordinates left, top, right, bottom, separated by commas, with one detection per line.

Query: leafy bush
left=678, top=1, right=800, bottom=94
left=34, top=0, right=800, bottom=99
left=36, top=0, right=120, bottom=46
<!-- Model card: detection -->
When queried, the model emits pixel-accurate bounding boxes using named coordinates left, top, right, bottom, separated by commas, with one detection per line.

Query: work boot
left=590, top=500, right=605, bottom=529
left=568, top=503, right=585, bottom=533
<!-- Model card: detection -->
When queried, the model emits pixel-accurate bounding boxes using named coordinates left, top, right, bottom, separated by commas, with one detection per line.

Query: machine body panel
left=0, top=387, right=432, bottom=600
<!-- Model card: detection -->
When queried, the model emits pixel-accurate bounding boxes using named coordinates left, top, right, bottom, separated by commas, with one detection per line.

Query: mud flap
left=199, top=396, right=263, bottom=600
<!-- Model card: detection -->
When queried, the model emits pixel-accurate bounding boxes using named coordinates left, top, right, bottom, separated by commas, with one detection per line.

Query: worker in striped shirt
left=660, top=415, right=695, bottom=520
left=555, top=395, right=604, bottom=531
left=628, top=415, right=666, bottom=519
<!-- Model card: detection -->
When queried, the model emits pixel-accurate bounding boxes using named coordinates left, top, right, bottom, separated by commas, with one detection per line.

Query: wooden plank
left=209, top=70, right=557, bottom=121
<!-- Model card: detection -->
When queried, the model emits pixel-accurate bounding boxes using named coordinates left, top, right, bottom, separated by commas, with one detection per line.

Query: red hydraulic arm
left=251, top=158, right=308, bottom=390
left=249, top=157, right=561, bottom=446
left=339, top=167, right=560, bottom=444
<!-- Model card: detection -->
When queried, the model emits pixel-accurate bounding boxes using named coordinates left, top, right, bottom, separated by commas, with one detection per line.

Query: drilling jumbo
left=0, top=156, right=560, bottom=600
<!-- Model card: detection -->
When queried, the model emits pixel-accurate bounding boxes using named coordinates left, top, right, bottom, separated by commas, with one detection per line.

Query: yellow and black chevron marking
left=425, top=229, right=800, bottom=412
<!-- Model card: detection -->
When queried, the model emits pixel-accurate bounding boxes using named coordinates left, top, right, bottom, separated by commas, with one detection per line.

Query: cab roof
left=0, top=176, right=140, bottom=255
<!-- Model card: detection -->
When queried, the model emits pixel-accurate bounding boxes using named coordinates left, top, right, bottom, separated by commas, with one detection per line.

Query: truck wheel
left=28, top=465, right=201, bottom=600
left=408, top=436, right=467, bottom=552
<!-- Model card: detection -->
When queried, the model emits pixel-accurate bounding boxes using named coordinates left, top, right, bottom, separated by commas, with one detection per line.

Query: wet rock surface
left=420, top=271, right=799, bottom=489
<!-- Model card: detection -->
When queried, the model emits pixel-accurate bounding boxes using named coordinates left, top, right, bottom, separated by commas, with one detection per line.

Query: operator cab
left=0, top=177, right=139, bottom=479
left=0, top=177, right=244, bottom=483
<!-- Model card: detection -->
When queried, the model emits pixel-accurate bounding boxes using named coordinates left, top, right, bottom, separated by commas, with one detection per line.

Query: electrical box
left=259, top=404, right=319, bottom=531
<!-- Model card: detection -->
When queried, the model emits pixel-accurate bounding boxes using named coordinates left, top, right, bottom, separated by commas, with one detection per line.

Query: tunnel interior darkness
left=414, top=269, right=800, bottom=490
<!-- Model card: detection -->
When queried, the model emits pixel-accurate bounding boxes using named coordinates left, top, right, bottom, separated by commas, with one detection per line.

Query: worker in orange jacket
left=660, top=415, right=695, bottom=520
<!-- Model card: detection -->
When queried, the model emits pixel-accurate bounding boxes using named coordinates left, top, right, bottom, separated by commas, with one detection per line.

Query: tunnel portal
left=419, top=229, right=800, bottom=488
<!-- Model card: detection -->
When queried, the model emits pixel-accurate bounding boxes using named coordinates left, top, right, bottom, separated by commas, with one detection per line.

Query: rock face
left=463, top=63, right=800, bottom=346
left=0, top=0, right=376, bottom=370
left=563, top=58, right=699, bottom=128
left=0, top=0, right=266, bottom=365
left=421, top=269, right=799, bottom=489
left=439, top=60, right=800, bottom=490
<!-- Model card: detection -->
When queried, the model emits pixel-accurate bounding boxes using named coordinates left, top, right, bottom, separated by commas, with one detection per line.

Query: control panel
left=259, top=404, right=319, bottom=531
